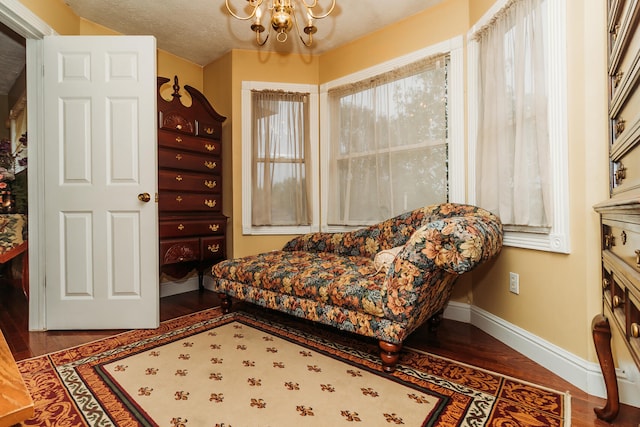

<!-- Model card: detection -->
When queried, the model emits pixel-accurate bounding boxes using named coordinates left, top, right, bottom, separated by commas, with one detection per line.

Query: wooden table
left=0, top=330, right=33, bottom=427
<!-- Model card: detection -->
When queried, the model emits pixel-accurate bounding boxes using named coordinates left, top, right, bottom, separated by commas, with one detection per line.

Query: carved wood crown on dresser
left=592, top=0, right=640, bottom=422
left=157, top=76, right=227, bottom=288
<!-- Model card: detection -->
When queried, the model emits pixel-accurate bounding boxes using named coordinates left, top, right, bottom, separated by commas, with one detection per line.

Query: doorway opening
left=0, top=20, right=27, bottom=301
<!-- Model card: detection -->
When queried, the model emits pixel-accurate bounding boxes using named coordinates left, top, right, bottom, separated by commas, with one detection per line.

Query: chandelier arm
left=298, top=32, right=313, bottom=47
left=256, top=29, right=270, bottom=46
left=225, top=0, right=262, bottom=20
left=302, top=0, right=336, bottom=19
left=292, top=12, right=314, bottom=47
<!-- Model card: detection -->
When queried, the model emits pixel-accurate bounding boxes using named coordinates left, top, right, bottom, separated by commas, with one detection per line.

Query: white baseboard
left=443, top=301, right=640, bottom=408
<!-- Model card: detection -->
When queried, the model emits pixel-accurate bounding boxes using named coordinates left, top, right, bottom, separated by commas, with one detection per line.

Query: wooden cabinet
left=157, top=76, right=226, bottom=287
left=592, top=0, right=640, bottom=421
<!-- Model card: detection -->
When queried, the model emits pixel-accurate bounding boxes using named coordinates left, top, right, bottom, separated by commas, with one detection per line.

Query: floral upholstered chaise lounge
left=211, top=203, right=503, bottom=371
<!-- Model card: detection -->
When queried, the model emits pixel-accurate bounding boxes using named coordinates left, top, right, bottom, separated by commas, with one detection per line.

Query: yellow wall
left=319, top=0, right=469, bottom=83
left=205, top=49, right=320, bottom=258
left=19, top=0, right=634, bottom=370
left=18, top=0, right=79, bottom=34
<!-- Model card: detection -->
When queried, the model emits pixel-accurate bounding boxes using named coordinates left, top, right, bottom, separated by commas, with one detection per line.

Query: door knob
left=138, top=192, right=151, bottom=202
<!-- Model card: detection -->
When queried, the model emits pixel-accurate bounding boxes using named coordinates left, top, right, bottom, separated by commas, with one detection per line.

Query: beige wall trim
left=437, top=301, right=640, bottom=408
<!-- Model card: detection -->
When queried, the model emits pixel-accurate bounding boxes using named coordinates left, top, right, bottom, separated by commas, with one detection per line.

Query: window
left=320, top=37, right=464, bottom=231
left=242, top=82, right=319, bottom=235
left=468, top=0, right=569, bottom=253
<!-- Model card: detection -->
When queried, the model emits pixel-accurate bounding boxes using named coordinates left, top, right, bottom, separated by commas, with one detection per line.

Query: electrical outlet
left=509, top=272, right=520, bottom=294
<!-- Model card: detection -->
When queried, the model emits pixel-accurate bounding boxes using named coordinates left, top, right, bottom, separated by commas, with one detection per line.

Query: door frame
left=0, top=0, right=55, bottom=330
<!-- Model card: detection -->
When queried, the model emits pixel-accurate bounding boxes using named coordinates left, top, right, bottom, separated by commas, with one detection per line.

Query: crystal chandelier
left=225, top=0, right=336, bottom=47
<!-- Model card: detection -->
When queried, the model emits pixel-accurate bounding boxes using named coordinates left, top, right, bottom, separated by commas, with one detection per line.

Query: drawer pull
left=205, top=127, right=215, bottom=135
left=208, top=244, right=220, bottom=253
left=176, top=154, right=183, bottom=161
left=615, top=118, right=625, bottom=136
left=613, top=71, right=624, bottom=88
left=621, top=231, right=627, bottom=245
left=604, top=231, right=614, bottom=249
left=205, top=144, right=215, bottom=151
left=178, top=224, right=185, bottom=231
left=204, top=161, right=217, bottom=169
left=176, top=124, right=183, bottom=130
left=176, top=136, right=183, bottom=143
left=204, top=199, right=217, bottom=208
left=175, top=175, right=183, bottom=181
left=209, top=224, right=220, bottom=232
left=614, top=163, right=626, bottom=185
left=636, top=249, right=640, bottom=268
left=632, top=323, right=640, bottom=339
left=612, top=295, right=624, bottom=308
left=176, top=196, right=183, bottom=203
left=205, top=180, right=217, bottom=189
left=602, top=278, right=610, bottom=289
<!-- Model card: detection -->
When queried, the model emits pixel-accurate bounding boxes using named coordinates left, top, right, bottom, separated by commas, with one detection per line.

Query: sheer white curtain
left=251, top=90, right=311, bottom=226
left=327, top=54, right=449, bottom=226
left=475, top=0, right=551, bottom=230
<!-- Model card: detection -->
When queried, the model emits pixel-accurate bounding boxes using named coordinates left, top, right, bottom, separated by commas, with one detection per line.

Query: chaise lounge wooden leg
left=428, top=309, right=443, bottom=333
left=379, top=341, right=402, bottom=372
left=218, top=293, right=232, bottom=313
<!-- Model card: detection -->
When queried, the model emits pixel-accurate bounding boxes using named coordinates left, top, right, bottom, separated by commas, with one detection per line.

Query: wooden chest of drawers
left=157, top=76, right=226, bottom=286
left=592, top=0, right=640, bottom=421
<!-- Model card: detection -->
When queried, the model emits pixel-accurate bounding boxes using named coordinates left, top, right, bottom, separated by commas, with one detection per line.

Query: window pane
left=328, top=56, right=449, bottom=226
left=390, top=145, right=448, bottom=212
left=254, top=162, right=309, bottom=226
left=251, top=90, right=311, bottom=227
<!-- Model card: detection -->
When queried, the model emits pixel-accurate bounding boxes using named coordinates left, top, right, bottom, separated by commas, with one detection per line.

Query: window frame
left=241, top=81, right=320, bottom=235
left=319, top=36, right=465, bottom=233
left=467, top=0, right=570, bottom=253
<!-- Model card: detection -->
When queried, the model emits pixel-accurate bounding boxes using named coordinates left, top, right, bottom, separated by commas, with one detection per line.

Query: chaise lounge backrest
left=284, top=203, right=502, bottom=268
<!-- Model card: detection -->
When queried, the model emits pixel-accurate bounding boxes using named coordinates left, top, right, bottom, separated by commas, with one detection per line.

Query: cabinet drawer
left=160, top=238, right=199, bottom=265
left=158, top=148, right=221, bottom=173
left=610, top=133, right=640, bottom=196
left=602, top=220, right=640, bottom=275
left=160, top=219, right=226, bottom=238
left=159, top=170, right=221, bottom=193
left=195, top=120, right=222, bottom=140
left=602, top=262, right=640, bottom=367
left=608, top=0, right=640, bottom=73
left=201, top=236, right=225, bottom=261
left=158, top=129, right=221, bottom=153
left=159, top=111, right=195, bottom=135
left=158, top=192, right=222, bottom=212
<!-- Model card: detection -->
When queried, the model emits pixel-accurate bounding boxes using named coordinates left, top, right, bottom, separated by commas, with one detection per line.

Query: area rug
left=17, top=308, right=570, bottom=426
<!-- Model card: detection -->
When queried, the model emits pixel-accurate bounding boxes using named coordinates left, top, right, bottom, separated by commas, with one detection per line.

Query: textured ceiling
left=63, top=0, right=444, bottom=66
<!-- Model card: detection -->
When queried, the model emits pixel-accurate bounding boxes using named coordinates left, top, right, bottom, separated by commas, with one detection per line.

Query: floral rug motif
left=17, top=308, right=570, bottom=426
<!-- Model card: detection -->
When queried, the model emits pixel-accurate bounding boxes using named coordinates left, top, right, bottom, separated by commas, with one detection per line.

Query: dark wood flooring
left=1, top=283, right=639, bottom=426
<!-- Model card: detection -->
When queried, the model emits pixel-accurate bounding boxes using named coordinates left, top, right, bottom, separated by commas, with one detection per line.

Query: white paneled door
left=43, top=36, right=159, bottom=329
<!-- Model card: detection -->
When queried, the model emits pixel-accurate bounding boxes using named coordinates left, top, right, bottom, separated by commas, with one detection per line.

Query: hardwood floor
left=1, top=284, right=639, bottom=426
